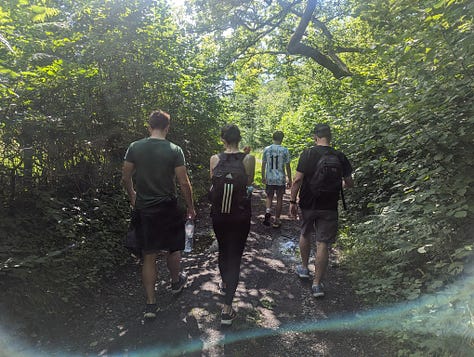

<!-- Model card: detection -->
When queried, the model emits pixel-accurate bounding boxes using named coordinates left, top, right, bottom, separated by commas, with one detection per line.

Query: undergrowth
left=338, top=213, right=474, bottom=356
left=0, top=186, right=132, bottom=321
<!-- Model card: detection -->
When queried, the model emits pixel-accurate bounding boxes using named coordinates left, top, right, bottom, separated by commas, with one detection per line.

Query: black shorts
left=135, top=201, right=185, bottom=253
left=265, top=184, right=286, bottom=196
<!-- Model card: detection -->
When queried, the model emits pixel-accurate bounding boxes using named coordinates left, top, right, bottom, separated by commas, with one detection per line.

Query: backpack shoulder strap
left=305, top=147, right=322, bottom=171
left=236, top=152, right=247, bottom=161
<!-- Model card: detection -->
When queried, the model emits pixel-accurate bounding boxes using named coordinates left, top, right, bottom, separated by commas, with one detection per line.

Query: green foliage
left=336, top=0, right=474, bottom=354
left=0, top=186, right=131, bottom=309
left=0, top=0, right=222, bottom=312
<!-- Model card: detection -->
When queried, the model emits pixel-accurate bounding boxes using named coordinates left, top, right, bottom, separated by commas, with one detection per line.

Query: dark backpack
left=209, top=153, right=249, bottom=216
left=308, top=148, right=346, bottom=209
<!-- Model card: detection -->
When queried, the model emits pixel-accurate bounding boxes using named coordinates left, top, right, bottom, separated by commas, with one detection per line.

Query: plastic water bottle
left=184, top=219, right=194, bottom=253
left=246, top=185, right=254, bottom=199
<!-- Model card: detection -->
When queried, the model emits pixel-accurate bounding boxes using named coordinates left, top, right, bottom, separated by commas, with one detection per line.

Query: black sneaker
left=263, top=212, right=271, bottom=226
left=144, top=303, right=159, bottom=320
left=221, top=309, right=237, bottom=326
left=171, top=272, right=188, bottom=295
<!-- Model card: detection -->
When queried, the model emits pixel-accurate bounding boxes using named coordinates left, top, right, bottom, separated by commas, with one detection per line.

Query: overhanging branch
left=287, top=0, right=351, bottom=78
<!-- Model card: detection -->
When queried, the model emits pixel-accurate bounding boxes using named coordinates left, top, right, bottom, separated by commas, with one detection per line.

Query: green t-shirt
left=124, top=137, right=185, bottom=209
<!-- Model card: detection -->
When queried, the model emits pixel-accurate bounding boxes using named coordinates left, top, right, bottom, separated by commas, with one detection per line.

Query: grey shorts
left=300, top=209, right=338, bottom=244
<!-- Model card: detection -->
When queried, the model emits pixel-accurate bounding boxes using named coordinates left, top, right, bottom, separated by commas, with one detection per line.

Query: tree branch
left=287, top=0, right=351, bottom=78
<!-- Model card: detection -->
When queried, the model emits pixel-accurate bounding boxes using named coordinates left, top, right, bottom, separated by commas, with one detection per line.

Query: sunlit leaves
left=29, top=5, right=59, bottom=23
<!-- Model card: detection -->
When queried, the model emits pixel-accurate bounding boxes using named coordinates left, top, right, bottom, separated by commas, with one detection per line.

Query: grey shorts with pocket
left=300, top=209, right=338, bottom=243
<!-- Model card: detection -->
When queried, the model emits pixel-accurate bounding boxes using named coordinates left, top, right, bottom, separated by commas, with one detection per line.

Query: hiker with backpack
left=289, top=124, right=353, bottom=298
left=209, top=124, right=255, bottom=325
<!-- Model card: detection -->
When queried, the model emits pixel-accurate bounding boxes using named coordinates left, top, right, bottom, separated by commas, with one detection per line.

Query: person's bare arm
left=243, top=154, right=256, bottom=185
left=121, top=161, right=136, bottom=207
left=285, top=163, right=292, bottom=188
left=175, top=165, right=196, bottom=219
left=261, top=159, right=266, bottom=185
left=343, top=175, right=354, bottom=188
left=210, top=154, right=219, bottom=178
left=289, top=170, right=304, bottom=218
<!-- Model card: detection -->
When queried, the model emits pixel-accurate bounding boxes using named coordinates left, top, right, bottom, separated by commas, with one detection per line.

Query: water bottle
left=184, top=219, right=194, bottom=253
left=246, top=185, right=254, bottom=199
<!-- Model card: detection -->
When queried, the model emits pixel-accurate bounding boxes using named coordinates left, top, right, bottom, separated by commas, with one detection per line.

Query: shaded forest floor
left=1, top=189, right=396, bottom=356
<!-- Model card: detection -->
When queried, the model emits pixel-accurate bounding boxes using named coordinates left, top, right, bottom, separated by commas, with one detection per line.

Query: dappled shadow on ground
left=0, top=188, right=394, bottom=356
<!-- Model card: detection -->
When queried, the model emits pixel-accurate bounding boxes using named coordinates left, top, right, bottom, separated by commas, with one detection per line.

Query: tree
left=187, top=0, right=365, bottom=78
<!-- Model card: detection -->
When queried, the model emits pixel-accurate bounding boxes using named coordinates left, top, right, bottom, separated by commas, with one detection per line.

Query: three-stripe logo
left=221, top=183, right=234, bottom=213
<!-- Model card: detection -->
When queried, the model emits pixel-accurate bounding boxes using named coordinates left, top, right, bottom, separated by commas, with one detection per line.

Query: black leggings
left=212, top=214, right=250, bottom=306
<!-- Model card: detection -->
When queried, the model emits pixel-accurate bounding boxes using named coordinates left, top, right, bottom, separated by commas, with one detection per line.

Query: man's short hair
left=221, top=124, right=241, bottom=145
left=148, top=110, right=170, bottom=130
left=273, top=131, right=284, bottom=142
left=314, top=124, right=332, bottom=141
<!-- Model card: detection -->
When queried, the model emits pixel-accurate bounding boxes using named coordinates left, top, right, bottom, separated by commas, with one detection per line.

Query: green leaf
left=417, top=245, right=432, bottom=253
left=454, top=211, right=467, bottom=218
left=433, top=0, right=445, bottom=9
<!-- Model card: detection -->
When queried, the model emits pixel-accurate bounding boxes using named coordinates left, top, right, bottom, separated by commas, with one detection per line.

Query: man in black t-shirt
left=289, top=124, right=353, bottom=297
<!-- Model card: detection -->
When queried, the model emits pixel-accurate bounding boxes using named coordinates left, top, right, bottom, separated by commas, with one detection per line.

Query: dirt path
left=3, top=189, right=394, bottom=356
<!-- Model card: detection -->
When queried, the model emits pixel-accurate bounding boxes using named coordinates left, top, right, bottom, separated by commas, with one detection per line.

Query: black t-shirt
left=296, top=145, right=353, bottom=211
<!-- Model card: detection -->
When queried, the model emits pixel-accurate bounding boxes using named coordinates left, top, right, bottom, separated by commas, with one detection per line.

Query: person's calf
left=299, top=235, right=311, bottom=267
left=275, top=195, right=284, bottom=218
left=167, top=250, right=181, bottom=282
left=142, top=254, right=158, bottom=304
left=313, top=242, right=329, bottom=285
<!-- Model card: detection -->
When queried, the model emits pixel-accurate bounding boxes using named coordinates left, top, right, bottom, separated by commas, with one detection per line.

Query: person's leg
left=299, top=232, right=312, bottom=269
left=313, top=241, right=329, bottom=286
left=298, top=209, right=315, bottom=270
left=167, top=250, right=181, bottom=283
left=142, top=252, right=158, bottom=304
left=212, top=215, right=250, bottom=326
left=222, top=236, right=238, bottom=311
left=222, top=219, right=249, bottom=308
left=216, top=232, right=229, bottom=287
left=168, top=249, right=187, bottom=294
left=312, top=210, right=338, bottom=293
left=213, top=217, right=228, bottom=286
left=264, top=186, right=274, bottom=225
left=265, top=191, right=274, bottom=212
left=274, top=188, right=284, bottom=224
left=217, top=217, right=250, bottom=325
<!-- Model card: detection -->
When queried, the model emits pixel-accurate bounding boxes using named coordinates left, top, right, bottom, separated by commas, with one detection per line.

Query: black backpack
left=209, top=153, right=249, bottom=216
left=308, top=148, right=347, bottom=209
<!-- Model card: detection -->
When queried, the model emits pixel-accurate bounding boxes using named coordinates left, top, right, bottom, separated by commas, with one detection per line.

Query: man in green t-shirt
left=122, top=110, right=196, bottom=320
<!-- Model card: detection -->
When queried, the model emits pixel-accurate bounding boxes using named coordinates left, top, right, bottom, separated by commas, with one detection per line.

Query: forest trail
left=4, top=189, right=393, bottom=357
